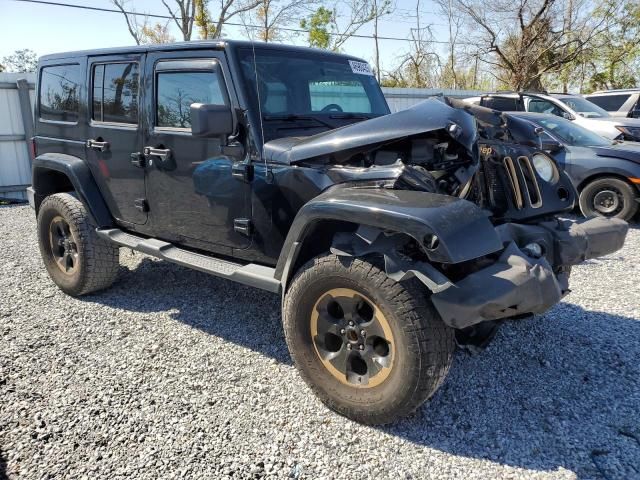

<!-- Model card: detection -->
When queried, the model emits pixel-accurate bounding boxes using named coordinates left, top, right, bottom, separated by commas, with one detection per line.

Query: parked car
left=464, top=92, right=640, bottom=141
left=509, top=112, right=640, bottom=220
left=27, top=41, right=628, bottom=424
left=584, top=89, right=640, bottom=119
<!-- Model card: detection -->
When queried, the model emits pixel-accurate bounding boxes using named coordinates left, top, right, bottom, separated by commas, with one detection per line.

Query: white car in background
left=464, top=92, right=640, bottom=142
left=584, top=89, right=640, bottom=119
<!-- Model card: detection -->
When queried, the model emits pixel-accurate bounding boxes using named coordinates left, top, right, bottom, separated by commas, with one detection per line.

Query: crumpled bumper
left=431, top=216, right=628, bottom=329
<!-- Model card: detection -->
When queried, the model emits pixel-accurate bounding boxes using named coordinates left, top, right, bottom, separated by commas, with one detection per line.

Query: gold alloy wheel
left=48, top=215, right=80, bottom=275
left=310, top=288, right=395, bottom=388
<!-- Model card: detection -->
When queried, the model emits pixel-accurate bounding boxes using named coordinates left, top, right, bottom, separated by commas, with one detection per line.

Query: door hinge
left=234, top=218, right=252, bottom=236
left=232, top=162, right=254, bottom=182
left=130, top=152, right=145, bottom=168
left=134, top=199, right=149, bottom=213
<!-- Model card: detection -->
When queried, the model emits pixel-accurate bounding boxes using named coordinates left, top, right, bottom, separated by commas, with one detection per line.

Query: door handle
left=86, top=139, right=110, bottom=152
left=144, top=146, right=172, bottom=162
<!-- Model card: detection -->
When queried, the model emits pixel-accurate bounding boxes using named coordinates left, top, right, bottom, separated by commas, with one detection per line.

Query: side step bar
left=97, top=228, right=281, bottom=294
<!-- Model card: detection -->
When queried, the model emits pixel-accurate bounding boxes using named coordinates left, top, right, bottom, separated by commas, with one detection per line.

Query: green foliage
left=586, top=0, right=640, bottom=91
left=2, top=49, right=38, bottom=73
left=300, top=7, right=334, bottom=49
left=195, top=0, right=216, bottom=39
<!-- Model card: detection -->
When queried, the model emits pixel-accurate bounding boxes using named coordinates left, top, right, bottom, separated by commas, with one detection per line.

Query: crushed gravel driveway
left=1, top=204, right=639, bottom=479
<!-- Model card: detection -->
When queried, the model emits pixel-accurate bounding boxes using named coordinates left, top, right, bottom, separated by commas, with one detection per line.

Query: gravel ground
left=1, top=204, right=639, bottom=480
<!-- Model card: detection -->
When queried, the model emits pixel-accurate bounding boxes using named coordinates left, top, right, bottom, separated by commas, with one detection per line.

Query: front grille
left=499, top=155, right=542, bottom=210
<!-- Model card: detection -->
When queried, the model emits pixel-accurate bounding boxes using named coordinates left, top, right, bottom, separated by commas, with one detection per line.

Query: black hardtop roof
left=39, top=39, right=367, bottom=63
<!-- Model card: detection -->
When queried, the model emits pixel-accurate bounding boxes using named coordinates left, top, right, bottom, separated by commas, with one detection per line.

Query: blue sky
left=0, top=0, right=450, bottom=74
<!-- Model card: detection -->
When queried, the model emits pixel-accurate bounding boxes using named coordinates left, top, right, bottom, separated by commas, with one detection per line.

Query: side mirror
left=541, top=140, right=563, bottom=153
left=190, top=103, right=234, bottom=138
left=561, top=111, right=575, bottom=121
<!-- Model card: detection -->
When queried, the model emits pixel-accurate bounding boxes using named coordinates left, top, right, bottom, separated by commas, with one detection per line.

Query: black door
left=143, top=51, right=251, bottom=250
left=86, top=54, right=147, bottom=225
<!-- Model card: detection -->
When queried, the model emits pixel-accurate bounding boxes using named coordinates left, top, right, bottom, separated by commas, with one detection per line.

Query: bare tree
left=300, top=0, right=392, bottom=52
left=161, top=0, right=196, bottom=40
left=454, top=0, right=616, bottom=90
left=112, top=0, right=146, bottom=45
left=434, top=0, right=464, bottom=88
left=195, top=0, right=262, bottom=39
left=381, top=1, right=441, bottom=87
left=241, top=0, right=317, bottom=42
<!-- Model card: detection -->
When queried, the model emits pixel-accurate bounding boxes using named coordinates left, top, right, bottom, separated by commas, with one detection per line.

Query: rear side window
left=92, top=62, right=139, bottom=124
left=39, top=64, right=81, bottom=123
left=481, top=97, right=521, bottom=111
left=156, top=71, right=226, bottom=129
left=586, top=94, right=631, bottom=112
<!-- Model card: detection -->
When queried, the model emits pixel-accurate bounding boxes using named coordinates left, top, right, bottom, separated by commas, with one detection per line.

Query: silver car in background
left=464, top=92, right=640, bottom=141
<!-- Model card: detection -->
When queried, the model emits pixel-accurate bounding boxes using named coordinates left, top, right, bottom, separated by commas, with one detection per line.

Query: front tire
left=37, top=193, right=120, bottom=296
left=283, top=254, right=455, bottom=424
left=579, top=177, right=638, bottom=221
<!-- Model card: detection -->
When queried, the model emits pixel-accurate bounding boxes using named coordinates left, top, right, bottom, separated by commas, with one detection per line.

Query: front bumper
left=431, top=216, right=628, bottom=329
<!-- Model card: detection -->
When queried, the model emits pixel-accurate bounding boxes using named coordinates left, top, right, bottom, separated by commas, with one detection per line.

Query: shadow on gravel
left=383, top=302, right=640, bottom=479
left=0, top=448, right=8, bottom=480
left=86, top=256, right=290, bottom=364
left=86, top=255, right=640, bottom=478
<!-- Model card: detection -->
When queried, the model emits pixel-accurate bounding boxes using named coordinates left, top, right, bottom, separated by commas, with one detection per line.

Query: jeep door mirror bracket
left=190, top=103, right=235, bottom=138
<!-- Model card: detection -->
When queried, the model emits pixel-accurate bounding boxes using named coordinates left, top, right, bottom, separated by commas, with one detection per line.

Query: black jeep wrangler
left=28, top=40, right=628, bottom=424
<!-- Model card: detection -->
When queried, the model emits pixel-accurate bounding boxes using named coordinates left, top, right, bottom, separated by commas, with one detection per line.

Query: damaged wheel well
left=283, top=220, right=423, bottom=293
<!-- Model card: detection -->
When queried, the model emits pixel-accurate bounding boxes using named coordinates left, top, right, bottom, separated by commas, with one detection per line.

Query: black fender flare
left=32, top=153, right=113, bottom=227
left=274, top=186, right=503, bottom=289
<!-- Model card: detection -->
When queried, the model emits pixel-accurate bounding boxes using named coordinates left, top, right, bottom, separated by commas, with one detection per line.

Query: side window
left=156, top=70, right=226, bottom=129
left=527, top=99, right=564, bottom=116
left=309, top=80, right=372, bottom=113
left=586, top=94, right=630, bottom=112
left=39, top=64, right=81, bottom=123
left=92, top=62, right=139, bottom=124
left=481, top=97, right=521, bottom=111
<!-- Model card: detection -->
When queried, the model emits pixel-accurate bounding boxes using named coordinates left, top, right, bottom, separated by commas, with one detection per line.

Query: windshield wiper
left=328, top=113, right=373, bottom=119
left=262, top=114, right=335, bottom=129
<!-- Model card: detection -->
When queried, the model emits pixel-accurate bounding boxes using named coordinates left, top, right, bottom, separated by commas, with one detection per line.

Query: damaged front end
left=272, top=97, right=629, bottom=330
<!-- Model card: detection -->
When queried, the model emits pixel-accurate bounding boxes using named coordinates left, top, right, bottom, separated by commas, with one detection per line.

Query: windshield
left=238, top=47, right=389, bottom=142
left=556, top=96, right=610, bottom=118
left=534, top=115, right=612, bottom=147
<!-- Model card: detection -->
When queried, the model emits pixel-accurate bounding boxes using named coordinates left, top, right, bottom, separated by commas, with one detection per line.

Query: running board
left=97, top=228, right=281, bottom=294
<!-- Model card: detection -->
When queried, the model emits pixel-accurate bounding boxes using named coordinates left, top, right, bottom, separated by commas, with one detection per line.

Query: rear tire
left=579, top=177, right=638, bottom=221
left=283, top=254, right=456, bottom=424
left=37, top=193, right=119, bottom=296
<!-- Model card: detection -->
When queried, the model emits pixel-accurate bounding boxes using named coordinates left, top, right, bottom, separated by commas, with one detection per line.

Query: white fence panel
left=0, top=72, right=35, bottom=201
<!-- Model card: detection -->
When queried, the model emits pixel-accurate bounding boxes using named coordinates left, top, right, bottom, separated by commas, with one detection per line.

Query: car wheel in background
left=579, top=177, right=638, bottom=221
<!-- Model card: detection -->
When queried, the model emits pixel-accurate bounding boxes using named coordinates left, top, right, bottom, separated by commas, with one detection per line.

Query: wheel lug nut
left=358, top=344, right=364, bottom=350
left=348, top=321, right=354, bottom=327
left=360, top=330, right=365, bottom=336
left=347, top=344, right=352, bottom=350
left=340, top=328, right=345, bottom=334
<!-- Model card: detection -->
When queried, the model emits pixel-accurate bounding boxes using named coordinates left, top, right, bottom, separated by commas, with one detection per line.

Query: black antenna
left=238, top=15, right=267, bottom=167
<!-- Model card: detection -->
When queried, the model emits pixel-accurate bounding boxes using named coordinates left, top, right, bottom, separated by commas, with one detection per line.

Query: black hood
left=592, top=142, right=640, bottom=164
left=263, top=98, right=479, bottom=165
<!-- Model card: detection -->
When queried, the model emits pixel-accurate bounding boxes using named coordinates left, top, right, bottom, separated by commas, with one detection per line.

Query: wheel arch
left=275, top=186, right=503, bottom=292
left=32, top=153, right=114, bottom=227
left=576, top=171, right=640, bottom=194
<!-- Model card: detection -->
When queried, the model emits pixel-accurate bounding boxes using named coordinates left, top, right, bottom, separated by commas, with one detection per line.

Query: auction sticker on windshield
left=349, top=60, right=374, bottom=76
